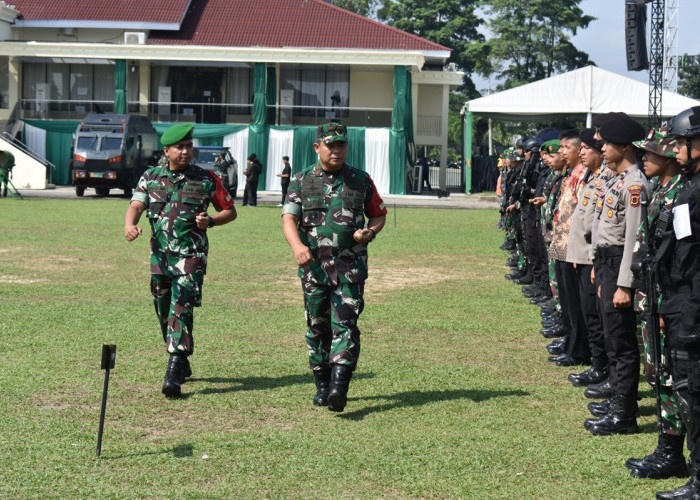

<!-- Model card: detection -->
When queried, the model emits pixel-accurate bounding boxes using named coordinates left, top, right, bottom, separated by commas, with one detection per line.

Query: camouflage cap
left=507, top=149, right=525, bottom=161
left=540, top=139, right=561, bottom=154
left=161, top=123, right=194, bottom=146
left=317, top=122, right=348, bottom=144
left=633, top=126, right=677, bottom=158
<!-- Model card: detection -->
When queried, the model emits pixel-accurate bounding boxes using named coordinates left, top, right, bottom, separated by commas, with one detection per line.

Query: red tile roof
left=11, top=0, right=449, bottom=52
left=10, top=0, right=191, bottom=24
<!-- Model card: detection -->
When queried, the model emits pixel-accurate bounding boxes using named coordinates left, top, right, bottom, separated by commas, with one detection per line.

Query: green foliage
left=377, top=0, right=483, bottom=93
left=0, top=198, right=675, bottom=498
left=332, top=0, right=380, bottom=17
left=679, top=54, right=700, bottom=99
left=475, top=0, right=595, bottom=89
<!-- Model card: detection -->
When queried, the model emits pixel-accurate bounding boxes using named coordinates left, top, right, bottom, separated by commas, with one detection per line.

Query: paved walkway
left=15, top=185, right=499, bottom=210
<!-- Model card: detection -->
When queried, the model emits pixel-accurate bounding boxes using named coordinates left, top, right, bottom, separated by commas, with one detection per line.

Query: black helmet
left=524, top=137, right=543, bottom=152
left=666, top=106, right=700, bottom=138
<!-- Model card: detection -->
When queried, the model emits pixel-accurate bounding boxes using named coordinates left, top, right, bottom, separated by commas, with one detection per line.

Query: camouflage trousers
left=302, top=280, right=364, bottom=370
left=151, top=273, right=203, bottom=356
left=547, top=255, right=561, bottom=313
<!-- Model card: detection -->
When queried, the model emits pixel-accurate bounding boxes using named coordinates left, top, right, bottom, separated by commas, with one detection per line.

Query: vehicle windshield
left=77, top=136, right=99, bottom=151
left=102, top=137, right=123, bottom=151
left=196, top=150, right=220, bottom=164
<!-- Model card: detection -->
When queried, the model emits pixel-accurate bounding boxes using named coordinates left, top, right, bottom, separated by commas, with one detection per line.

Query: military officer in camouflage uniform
left=124, top=123, right=237, bottom=398
left=282, top=122, right=387, bottom=413
left=624, top=127, right=688, bottom=480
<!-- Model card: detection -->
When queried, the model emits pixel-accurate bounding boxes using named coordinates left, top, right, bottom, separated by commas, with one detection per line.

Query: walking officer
left=282, top=123, right=387, bottom=413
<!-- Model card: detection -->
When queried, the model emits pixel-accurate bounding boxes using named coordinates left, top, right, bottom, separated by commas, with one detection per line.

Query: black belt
left=595, top=245, right=624, bottom=258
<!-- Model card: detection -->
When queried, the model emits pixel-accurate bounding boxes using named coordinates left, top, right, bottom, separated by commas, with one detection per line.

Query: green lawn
left=0, top=198, right=670, bottom=498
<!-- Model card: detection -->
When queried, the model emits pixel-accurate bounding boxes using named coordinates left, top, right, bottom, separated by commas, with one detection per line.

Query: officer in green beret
left=282, top=122, right=387, bottom=412
left=124, top=123, right=237, bottom=398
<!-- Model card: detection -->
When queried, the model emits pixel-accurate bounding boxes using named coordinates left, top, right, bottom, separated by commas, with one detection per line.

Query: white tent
left=464, top=65, right=700, bottom=124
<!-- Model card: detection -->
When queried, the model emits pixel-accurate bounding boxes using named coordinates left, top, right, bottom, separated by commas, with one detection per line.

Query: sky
left=473, top=0, right=700, bottom=93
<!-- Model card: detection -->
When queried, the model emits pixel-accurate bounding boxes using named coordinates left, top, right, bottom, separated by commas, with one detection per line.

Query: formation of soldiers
left=497, top=107, right=700, bottom=500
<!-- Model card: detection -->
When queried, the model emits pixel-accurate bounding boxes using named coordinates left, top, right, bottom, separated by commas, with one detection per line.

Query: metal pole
left=96, top=368, right=110, bottom=458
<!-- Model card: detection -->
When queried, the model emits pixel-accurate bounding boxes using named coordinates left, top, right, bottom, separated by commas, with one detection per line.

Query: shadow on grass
left=102, top=443, right=194, bottom=460
left=185, top=372, right=375, bottom=397
left=338, top=388, right=529, bottom=420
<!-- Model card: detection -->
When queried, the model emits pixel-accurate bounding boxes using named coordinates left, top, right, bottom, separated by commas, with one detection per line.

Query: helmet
left=514, top=137, right=524, bottom=148
left=633, top=126, right=676, bottom=158
left=524, top=137, right=543, bottom=152
left=666, top=106, right=700, bottom=138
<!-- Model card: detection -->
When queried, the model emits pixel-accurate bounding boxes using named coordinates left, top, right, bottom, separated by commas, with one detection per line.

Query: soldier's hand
left=196, top=212, right=210, bottom=230
left=125, top=224, right=142, bottom=241
left=613, top=287, right=633, bottom=309
left=353, top=228, right=373, bottom=244
left=531, top=196, right=546, bottom=206
left=293, top=245, right=313, bottom=267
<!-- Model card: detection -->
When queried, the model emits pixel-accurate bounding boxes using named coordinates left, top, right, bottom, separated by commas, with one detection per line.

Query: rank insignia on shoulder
left=628, top=185, right=642, bottom=207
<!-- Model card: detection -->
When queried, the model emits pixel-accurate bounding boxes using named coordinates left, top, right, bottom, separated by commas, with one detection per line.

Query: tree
left=377, top=0, right=484, bottom=97
left=332, top=0, right=380, bottom=18
left=678, top=55, right=700, bottom=100
left=475, top=0, right=595, bottom=89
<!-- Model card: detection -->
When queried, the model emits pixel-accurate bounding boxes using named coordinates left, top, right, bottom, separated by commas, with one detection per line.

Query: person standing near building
left=277, top=155, right=292, bottom=206
left=243, top=153, right=262, bottom=206
left=124, top=123, right=237, bottom=398
left=281, top=122, right=387, bottom=413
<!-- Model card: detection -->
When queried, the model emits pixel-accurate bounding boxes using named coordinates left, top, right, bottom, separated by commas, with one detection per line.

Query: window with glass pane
left=48, top=63, right=69, bottom=112
left=70, top=64, right=93, bottom=101
left=281, top=64, right=349, bottom=118
left=227, top=66, right=252, bottom=115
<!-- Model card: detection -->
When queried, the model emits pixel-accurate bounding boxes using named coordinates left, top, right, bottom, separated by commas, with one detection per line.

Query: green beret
left=162, top=123, right=194, bottom=146
left=540, top=139, right=561, bottom=154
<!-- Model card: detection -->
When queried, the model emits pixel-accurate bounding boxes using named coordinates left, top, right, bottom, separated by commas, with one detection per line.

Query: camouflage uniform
left=132, top=155, right=234, bottom=355
left=282, top=162, right=387, bottom=370
left=631, top=130, right=686, bottom=436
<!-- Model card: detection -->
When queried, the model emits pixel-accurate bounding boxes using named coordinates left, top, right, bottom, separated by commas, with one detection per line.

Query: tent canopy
left=465, top=65, right=700, bottom=123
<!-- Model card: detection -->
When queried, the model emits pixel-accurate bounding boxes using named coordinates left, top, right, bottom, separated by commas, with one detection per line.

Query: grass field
left=0, top=198, right=675, bottom=499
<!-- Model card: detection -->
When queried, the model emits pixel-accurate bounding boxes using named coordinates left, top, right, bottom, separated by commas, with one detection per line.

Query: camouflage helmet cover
left=633, top=126, right=677, bottom=158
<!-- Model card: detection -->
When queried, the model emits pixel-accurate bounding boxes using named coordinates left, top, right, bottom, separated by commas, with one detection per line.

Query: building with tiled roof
left=0, top=0, right=464, bottom=193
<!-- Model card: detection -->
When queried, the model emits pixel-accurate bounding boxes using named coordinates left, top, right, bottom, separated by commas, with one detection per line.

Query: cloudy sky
left=473, top=0, right=700, bottom=92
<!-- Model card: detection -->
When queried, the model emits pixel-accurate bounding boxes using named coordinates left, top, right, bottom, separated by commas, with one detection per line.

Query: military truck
left=71, top=114, right=158, bottom=197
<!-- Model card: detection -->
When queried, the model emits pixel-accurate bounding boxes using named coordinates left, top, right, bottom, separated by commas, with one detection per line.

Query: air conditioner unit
left=124, top=32, right=146, bottom=45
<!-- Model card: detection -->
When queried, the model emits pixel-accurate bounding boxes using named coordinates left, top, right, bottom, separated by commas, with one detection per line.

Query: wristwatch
left=367, top=228, right=376, bottom=241
left=208, top=216, right=216, bottom=228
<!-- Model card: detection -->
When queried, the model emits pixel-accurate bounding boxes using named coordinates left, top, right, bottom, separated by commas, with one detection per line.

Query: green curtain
left=114, top=60, right=127, bottom=114
left=23, top=119, right=80, bottom=185
left=249, top=63, right=268, bottom=189
left=389, top=66, right=410, bottom=194
left=291, top=126, right=318, bottom=174
left=346, top=127, right=366, bottom=171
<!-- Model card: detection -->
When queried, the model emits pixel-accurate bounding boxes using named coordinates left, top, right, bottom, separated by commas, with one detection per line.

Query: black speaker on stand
left=625, top=1, right=649, bottom=71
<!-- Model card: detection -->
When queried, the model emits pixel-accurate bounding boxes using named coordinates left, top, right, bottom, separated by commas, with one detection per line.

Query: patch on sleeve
left=628, top=185, right=642, bottom=207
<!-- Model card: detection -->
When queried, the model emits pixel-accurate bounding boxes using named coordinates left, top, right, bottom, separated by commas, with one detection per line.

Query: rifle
left=638, top=191, right=663, bottom=431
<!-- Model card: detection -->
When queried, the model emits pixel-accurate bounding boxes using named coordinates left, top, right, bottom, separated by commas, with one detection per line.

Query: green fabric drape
left=389, top=66, right=411, bottom=194
left=23, top=119, right=80, bottom=185
left=291, top=126, right=318, bottom=174
left=249, top=63, right=269, bottom=189
left=114, top=60, right=127, bottom=114
left=346, top=127, right=366, bottom=171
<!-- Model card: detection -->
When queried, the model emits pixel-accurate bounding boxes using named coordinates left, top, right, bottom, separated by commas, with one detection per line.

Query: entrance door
left=171, top=67, right=225, bottom=123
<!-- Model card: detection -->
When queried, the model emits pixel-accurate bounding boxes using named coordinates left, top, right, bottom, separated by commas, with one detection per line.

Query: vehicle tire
left=76, top=186, right=85, bottom=197
left=96, top=188, right=110, bottom=196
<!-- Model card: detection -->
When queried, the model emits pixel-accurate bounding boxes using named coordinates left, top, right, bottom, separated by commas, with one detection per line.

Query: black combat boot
left=587, top=397, right=612, bottom=419
left=627, top=433, right=688, bottom=479
left=588, top=395, right=640, bottom=436
left=312, top=367, right=331, bottom=407
left=546, top=337, right=566, bottom=355
left=568, top=364, right=609, bottom=387
left=513, top=273, right=534, bottom=285
left=327, top=364, right=353, bottom=412
left=541, top=324, right=565, bottom=338
left=656, top=465, right=700, bottom=499
left=162, top=353, right=187, bottom=398
left=583, top=378, right=613, bottom=399
left=179, top=356, right=192, bottom=384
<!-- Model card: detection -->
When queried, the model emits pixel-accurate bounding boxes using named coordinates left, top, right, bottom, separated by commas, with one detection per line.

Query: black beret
left=592, top=112, right=626, bottom=129
left=598, top=113, right=645, bottom=144
left=247, top=154, right=257, bottom=161
left=580, top=128, right=604, bottom=153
